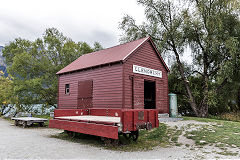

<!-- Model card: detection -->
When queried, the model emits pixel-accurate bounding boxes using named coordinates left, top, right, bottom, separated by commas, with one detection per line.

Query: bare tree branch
left=192, top=70, right=204, bottom=76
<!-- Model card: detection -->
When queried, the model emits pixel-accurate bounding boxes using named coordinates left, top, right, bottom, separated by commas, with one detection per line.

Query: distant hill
left=0, top=46, right=5, bottom=66
left=0, top=46, right=8, bottom=77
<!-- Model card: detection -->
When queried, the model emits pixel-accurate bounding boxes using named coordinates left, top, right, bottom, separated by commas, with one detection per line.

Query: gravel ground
left=0, top=118, right=239, bottom=159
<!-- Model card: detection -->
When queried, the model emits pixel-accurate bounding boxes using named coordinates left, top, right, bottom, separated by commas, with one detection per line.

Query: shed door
left=133, top=77, right=144, bottom=109
left=144, top=80, right=156, bottom=109
left=77, top=80, right=93, bottom=108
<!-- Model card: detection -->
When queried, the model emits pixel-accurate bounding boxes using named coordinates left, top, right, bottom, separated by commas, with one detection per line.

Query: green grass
left=217, top=151, right=239, bottom=156
left=167, top=127, right=183, bottom=146
left=210, top=112, right=240, bottom=122
left=184, top=117, right=240, bottom=148
left=51, top=123, right=170, bottom=151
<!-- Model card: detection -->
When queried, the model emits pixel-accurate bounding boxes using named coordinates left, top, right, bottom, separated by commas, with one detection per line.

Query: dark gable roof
left=57, top=37, right=169, bottom=75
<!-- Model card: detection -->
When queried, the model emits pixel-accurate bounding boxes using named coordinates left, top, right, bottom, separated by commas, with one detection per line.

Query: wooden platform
left=12, top=117, right=48, bottom=121
left=11, top=117, right=48, bottom=128
left=55, top=115, right=121, bottom=124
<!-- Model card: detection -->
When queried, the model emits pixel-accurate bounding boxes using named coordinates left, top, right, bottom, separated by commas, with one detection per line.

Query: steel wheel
left=67, top=131, right=76, bottom=138
left=123, top=133, right=132, bottom=140
left=101, top=137, right=112, bottom=145
left=131, top=130, right=139, bottom=141
left=111, top=139, right=119, bottom=146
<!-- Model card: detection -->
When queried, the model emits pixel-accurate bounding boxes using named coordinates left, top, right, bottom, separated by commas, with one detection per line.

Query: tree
left=2, top=28, right=96, bottom=110
left=0, top=71, right=17, bottom=115
left=215, top=20, right=240, bottom=112
left=182, top=0, right=240, bottom=117
left=119, top=0, right=240, bottom=117
left=93, top=42, right=104, bottom=51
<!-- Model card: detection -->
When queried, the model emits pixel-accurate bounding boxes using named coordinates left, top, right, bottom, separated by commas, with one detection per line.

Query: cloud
left=68, top=28, right=117, bottom=47
left=0, top=0, right=145, bottom=47
left=91, top=30, right=117, bottom=47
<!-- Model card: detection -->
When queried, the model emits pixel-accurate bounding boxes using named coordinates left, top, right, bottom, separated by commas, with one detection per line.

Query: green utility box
left=169, top=93, right=178, bottom=117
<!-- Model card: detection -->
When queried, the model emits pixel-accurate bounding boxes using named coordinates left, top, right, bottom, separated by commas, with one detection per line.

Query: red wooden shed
left=57, top=36, right=169, bottom=112
left=49, top=37, right=169, bottom=140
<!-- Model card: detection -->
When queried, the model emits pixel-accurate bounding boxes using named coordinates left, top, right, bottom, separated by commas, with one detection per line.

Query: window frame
left=65, top=84, right=70, bottom=95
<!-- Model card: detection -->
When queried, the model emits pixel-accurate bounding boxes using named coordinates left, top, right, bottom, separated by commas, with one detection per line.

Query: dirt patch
left=178, top=134, right=195, bottom=146
left=165, top=120, right=217, bottom=128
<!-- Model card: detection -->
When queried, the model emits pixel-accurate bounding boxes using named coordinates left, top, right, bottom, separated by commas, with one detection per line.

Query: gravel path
left=0, top=118, right=239, bottom=159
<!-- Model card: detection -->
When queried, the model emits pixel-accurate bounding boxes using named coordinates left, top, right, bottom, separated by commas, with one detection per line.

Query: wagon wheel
left=22, top=121, right=27, bottom=128
left=101, top=137, right=112, bottom=146
left=14, top=120, right=19, bottom=126
left=39, top=122, right=44, bottom=127
left=67, top=131, right=76, bottom=138
left=123, top=133, right=132, bottom=140
left=131, top=130, right=139, bottom=141
left=111, top=139, right=119, bottom=146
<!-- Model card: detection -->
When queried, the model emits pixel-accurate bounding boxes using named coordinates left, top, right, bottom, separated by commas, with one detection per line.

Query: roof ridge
left=81, top=36, right=149, bottom=57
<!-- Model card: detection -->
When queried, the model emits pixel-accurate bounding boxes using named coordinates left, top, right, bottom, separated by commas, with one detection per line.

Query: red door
left=78, top=80, right=93, bottom=108
left=133, top=77, right=144, bottom=109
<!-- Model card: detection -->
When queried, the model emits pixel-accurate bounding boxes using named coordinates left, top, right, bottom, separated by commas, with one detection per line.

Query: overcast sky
left=0, top=0, right=146, bottom=48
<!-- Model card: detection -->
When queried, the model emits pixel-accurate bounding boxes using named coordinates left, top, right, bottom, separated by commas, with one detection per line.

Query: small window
left=65, top=84, right=70, bottom=94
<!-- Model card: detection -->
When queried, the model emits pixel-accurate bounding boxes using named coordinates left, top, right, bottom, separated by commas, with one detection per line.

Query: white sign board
left=133, top=65, right=162, bottom=78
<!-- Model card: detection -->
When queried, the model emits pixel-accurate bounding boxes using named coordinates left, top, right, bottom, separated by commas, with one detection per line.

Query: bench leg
left=14, top=120, right=19, bottom=126
left=22, top=121, right=27, bottom=128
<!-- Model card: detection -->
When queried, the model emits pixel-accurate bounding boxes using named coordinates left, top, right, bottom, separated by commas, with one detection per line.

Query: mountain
left=0, top=46, right=8, bottom=77
left=0, top=46, right=5, bottom=66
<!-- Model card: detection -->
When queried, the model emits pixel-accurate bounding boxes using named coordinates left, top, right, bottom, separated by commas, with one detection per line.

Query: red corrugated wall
left=58, top=64, right=123, bottom=109
left=123, top=41, right=169, bottom=113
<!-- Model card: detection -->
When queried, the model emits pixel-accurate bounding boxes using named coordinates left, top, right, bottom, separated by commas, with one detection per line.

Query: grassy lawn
left=183, top=117, right=240, bottom=155
left=210, top=112, right=240, bottom=122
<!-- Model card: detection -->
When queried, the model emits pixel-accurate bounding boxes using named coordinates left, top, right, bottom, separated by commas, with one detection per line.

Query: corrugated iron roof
left=57, top=37, right=168, bottom=74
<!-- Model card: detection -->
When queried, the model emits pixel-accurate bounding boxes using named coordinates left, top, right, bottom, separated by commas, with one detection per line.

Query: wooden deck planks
left=55, top=115, right=121, bottom=124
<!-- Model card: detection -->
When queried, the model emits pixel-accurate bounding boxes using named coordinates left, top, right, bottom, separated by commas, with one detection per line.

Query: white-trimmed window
left=65, top=84, right=70, bottom=94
